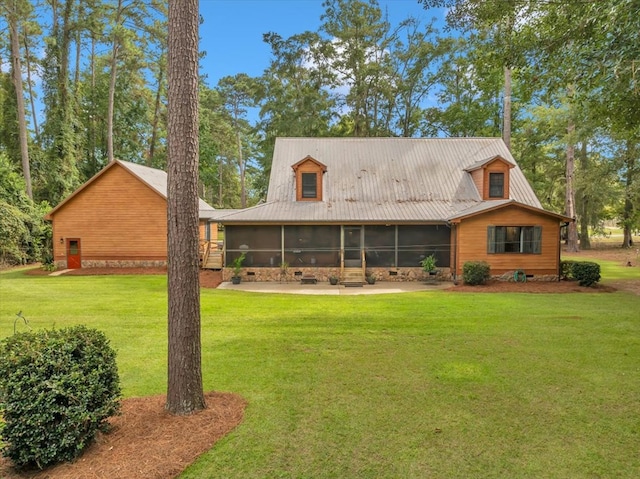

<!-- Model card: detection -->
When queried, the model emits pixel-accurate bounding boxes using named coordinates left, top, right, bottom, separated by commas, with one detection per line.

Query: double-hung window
left=301, top=173, right=317, bottom=199
left=489, top=173, right=505, bottom=198
left=487, top=226, right=542, bottom=254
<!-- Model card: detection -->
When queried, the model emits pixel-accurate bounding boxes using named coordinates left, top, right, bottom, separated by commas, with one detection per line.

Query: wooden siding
left=199, top=221, right=219, bottom=242
left=50, top=164, right=169, bottom=264
left=454, top=205, right=561, bottom=276
left=470, top=169, right=483, bottom=197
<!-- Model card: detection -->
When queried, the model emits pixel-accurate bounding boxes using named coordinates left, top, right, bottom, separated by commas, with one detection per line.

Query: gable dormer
left=292, top=155, right=327, bottom=201
left=464, top=155, right=514, bottom=200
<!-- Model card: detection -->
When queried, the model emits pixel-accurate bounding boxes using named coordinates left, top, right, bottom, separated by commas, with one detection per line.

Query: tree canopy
left=0, top=0, right=638, bottom=263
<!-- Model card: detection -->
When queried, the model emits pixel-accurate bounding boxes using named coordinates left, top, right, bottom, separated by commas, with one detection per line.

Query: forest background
left=1, top=0, right=638, bottom=266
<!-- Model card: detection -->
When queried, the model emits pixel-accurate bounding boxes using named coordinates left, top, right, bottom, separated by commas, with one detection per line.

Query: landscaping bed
left=0, top=392, right=246, bottom=479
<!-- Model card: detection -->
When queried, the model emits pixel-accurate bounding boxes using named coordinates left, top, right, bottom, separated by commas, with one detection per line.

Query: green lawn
left=1, top=269, right=639, bottom=478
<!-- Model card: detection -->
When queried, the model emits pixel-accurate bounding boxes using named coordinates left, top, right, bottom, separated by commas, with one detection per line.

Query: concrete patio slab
left=217, top=281, right=454, bottom=295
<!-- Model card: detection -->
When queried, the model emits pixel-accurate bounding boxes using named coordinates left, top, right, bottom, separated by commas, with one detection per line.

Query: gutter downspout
left=559, top=221, right=571, bottom=281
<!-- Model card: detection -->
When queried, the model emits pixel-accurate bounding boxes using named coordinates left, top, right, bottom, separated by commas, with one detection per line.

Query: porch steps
left=203, top=252, right=223, bottom=270
left=341, top=268, right=365, bottom=287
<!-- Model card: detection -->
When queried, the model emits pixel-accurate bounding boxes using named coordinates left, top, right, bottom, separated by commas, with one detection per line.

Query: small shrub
left=560, top=260, right=601, bottom=286
left=560, top=260, right=577, bottom=280
left=0, top=326, right=121, bottom=469
left=462, top=261, right=491, bottom=285
left=572, top=261, right=601, bottom=287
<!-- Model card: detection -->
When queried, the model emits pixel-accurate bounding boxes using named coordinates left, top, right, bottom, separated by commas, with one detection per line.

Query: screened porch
left=224, top=224, right=451, bottom=271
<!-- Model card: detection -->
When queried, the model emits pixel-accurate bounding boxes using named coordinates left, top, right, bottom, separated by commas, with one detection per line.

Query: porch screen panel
left=225, top=225, right=281, bottom=267
left=284, top=225, right=340, bottom=266
left=397, top=225, right=450, bottom=267
left=364, top=225, right=396, bottom=267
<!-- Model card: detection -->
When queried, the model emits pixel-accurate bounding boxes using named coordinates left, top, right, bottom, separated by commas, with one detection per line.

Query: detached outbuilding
left=45, top=160, right=218, bottom=269
left=216, top=137, right=571, bottom=283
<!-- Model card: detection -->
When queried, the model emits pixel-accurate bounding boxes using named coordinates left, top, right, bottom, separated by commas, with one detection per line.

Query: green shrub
left=572, top=261, right=601, bottom=287
left=0, top=326, right=121, bottom=469
left=462, top=261, right=491, bottom=285
left=560, top=260, right=601, bottom=286
left=560, top=260, right=577, bottom=280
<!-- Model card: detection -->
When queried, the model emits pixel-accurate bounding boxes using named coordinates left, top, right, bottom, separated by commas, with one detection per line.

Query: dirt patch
left=0, top=392, right=246, bottom=479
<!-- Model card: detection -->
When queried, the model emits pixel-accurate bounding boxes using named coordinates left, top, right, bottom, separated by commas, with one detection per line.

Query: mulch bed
left=448, top=279, right=618, bottom=294
left=0, top=392, right=246, bottom=479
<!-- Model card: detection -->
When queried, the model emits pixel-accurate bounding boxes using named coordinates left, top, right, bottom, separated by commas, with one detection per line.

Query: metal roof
left=45, top=160, right=216, bottom=220
left=220, top=137, right=549, bottom=224
left=116, top=160, right=216, bottom=218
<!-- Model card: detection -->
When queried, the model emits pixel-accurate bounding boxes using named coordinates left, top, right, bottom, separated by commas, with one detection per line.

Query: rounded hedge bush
left=560, top=260, right=601, bottom=286
left=462, top=261, right=491, bottom=285
left=572, top=261, right=601, bottom=286
left=0, top=325, right=121, bottom=469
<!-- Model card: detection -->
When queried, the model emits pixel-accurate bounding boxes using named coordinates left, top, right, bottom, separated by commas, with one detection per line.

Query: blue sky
left=198, top=0, right=442, bottom=87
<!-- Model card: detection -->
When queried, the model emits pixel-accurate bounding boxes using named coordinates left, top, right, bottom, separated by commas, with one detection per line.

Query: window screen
left=364, top=225, right=396, bottom=266
left=284, top=225, right=339, bottom=266
left=397, top=225, right=450, bottom=267
left=225, top=226, right=281, bottom=266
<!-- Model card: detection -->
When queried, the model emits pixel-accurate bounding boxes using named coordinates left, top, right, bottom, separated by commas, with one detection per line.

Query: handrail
left=200, top=240, right=211, bottom=267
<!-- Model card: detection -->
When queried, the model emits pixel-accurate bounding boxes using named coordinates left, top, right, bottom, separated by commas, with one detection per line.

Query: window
left=301, top=173, right=317, bottom=198
left=487, top=226, right=541, bottom=254
left=489, top=173, right=504, bottom=198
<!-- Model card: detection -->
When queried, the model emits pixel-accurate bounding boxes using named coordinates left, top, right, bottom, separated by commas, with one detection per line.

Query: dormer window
left=292, top=155, right=327, bottom=202
left=489, top=173, right=504, bottom=198
left=464, top=155, right=513, bottom=200
left=302, top=173, right=317, bottom=198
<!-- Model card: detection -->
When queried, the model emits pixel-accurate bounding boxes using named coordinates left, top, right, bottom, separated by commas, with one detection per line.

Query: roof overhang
left=448, top=200, right=573, bottom=224
left=464, top=155, right=515, bottom=172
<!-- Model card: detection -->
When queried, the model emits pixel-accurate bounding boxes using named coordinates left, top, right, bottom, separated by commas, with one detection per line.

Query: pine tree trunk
left=502, top=66, right=511, bottom=151
left=106, top=1, right=122, bottom=163
left=9, top=15, right=32, bottom=199
left=23, top=34, right=40, bottom=141
left=166, top=0, right=205, bottom=416
left=578, top=141, right=591, bottom=250
left=621, top=140, right=635, bottom=248
left=565, top=119, right=579, bottom=252
left=148, top=58, right=164, bottom=166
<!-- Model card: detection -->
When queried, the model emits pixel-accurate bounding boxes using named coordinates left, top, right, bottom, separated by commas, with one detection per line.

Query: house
left=215, top=137, right=571, bottom=283
left=45, top=160, right=219, bottom=269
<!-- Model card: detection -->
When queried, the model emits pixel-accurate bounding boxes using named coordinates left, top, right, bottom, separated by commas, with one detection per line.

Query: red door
left=66, top=239, right=81, bottom=269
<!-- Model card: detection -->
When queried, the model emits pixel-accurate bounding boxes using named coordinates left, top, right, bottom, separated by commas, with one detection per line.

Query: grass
left=563, top=252, right=640, bottom=281
left=1, top=268, right=639, bottom=478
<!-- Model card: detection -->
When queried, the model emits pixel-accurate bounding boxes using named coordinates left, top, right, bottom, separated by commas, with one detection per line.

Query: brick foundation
left=224, top=267, right=454, bottom=283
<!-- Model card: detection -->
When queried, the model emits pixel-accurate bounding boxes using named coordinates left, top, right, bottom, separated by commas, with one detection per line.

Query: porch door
left=343, top=226, right=362, bottom=267
left=66, top=239, right=81, bottom=269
